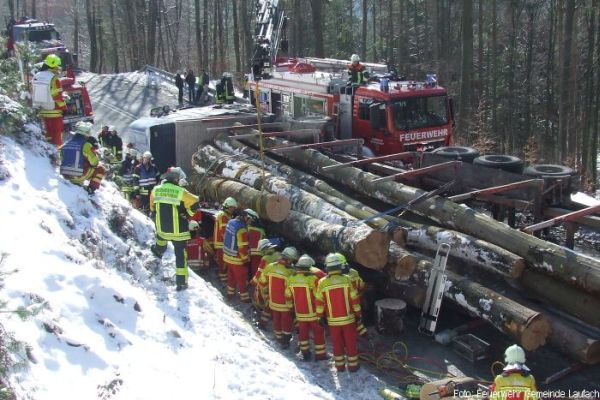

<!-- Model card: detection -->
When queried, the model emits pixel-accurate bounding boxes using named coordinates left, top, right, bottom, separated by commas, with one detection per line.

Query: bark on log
left=385, top=262, right=550, bottom=351
left=242, top=135, right=600, bottom=297
left=191, top=175, right=290, bottom=222
left=266, top=210, right=390, bottom=269
left=520, top=269, right=600, bottom=328
left=541, top=315, right=600, bottom=364
left=192, top=144, right=356, bottom=226
left=215, top=134, right=525, bottom=280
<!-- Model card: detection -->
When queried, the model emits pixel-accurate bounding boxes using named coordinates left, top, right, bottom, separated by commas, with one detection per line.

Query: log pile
left=188, top=128, right=600, bottom=365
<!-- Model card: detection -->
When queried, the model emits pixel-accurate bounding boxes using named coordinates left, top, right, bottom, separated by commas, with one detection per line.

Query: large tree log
left=541, top=316, right=600, bottom=364
left=266, top=210, right=390, bottom=269
left=192, top=144, right=356, bottom=226
left=385, top=262, right=551, bottom=351
left=241, top=134, right=600, bottom=297
left=215, top=134, right=525, bottom=280
left=519, top=269, right=600, bottom=328
left=190, top=175, right=290, bottom=222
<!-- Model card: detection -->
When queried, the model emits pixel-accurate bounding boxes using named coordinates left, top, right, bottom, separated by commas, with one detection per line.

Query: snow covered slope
left=0, top=127, right=385, bottom=399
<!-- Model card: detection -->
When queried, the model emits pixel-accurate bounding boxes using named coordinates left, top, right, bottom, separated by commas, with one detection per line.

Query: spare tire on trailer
left=432, top=146, right=480, bottom=163
left=523, top=164, right=575, bottom=177
left=473, top=155, right=525, bottom=174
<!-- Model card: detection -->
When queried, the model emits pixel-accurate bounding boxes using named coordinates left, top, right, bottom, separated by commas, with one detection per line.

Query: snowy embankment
left=0, top=126, right=385, bottom=399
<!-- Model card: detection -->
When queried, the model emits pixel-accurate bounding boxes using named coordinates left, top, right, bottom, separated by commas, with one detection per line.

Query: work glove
left=188, top=220, right=200, bottom=231
left=319, top=317, right=328, bottom=327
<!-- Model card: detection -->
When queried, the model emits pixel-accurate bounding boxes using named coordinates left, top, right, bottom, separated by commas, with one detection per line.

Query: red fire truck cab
left=247, top=57, right=455, bottom=155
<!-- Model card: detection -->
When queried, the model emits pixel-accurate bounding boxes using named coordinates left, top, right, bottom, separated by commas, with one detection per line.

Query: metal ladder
left=419, top=243, right=451, bottom=336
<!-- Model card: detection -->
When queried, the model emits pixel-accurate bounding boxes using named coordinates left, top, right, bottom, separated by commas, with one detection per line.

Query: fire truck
left=247, top=1, right=454, bottom=156
left=7, top=18, right=94, bottom=127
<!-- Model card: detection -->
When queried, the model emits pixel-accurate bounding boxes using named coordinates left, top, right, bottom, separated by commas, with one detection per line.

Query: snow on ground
left=0, top=128, right=386, bottom=399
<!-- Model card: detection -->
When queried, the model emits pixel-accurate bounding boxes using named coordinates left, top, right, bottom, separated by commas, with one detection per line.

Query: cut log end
left=392, top=228, right=407, bottom=248
left=262, top=195, right=291, bottom=223
left=389, top=253, right=417, bottom=281
left=353, top=230, right=390, bottom=270
left=516, top=314, right=551, bottom=351
left=510, top=258, right=526, bottom=279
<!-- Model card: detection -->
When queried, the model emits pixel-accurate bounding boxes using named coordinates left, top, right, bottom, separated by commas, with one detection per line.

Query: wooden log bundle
left=241, top=135, right=600, bottom=298
left=214, top=134, right=525, bottom=280
left=191, top=175, right=290, bottom=222
left=266, top=210, right=390, bottom=269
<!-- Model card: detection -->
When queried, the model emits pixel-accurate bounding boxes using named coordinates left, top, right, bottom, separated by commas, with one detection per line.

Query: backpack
left=31, top=70, right=56, bottom=110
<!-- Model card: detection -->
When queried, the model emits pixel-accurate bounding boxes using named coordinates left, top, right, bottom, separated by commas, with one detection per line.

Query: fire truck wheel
left=523, top=164, right=575, bottom=177
left=473, top=155, right=525, bottom=174
left=432, top=146, right=480, bottom=163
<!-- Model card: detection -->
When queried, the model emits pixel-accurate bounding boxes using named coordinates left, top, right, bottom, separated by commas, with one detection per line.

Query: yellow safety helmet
left=44, top=54, right=62, bottom=69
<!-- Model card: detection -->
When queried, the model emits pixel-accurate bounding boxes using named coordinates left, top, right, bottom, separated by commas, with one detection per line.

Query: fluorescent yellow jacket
left=491, top=371, right=537, bottom=400
left=150, top=182, right=199, bottom=241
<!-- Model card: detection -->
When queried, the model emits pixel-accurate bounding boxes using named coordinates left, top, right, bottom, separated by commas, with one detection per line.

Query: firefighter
left=107, top=127, right=123, bottom=164
left=175, top=71, right=184, bottom=105
left=246, top=208, right=266, bottom=280
left=150, top=167, right=200, bottom=291
left=97, top=125, right=110, bottom=148
left=214, top=197, right=238, bottom=283
left=223, top=72, right=235, bottom=104
left=132, top=151, right=160, bottom=214
left=251, top=238, right=280, bottom=329
left=59, top=121, right=105, bottom=194
left=185, top=70, right=196, bottom=103
left=490, top=345, right=537, bottom=400
left=316, top=252, right=363, bottom=372
left=258, top=246, right=298, bottom=348
left=338, top=253, right=368, bottom=337
left=118, top=148, right=139, bottom=201
left=285, top=254, right=327, bottom=361
left=215, top=81, right=225, bottom=104
left=196, top=68, right=209, bottom=104
left=347, top=54, right=369, bottom=87
left=223, top=209, right=254, bottom=303
left=34, top=54, right=67, bottom=146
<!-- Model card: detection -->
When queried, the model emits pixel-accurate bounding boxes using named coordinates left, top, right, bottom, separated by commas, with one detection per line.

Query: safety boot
left=280, top=334, right=292, bottom=349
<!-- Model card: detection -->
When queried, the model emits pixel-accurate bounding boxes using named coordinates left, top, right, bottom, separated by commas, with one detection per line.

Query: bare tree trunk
left=203, top=0, right=209, bottom=69
left=458, top=0, right=473, bottom=141
left=241, top=0, right=252, bottom=69
left=544, top=0, right=558, bottom=160
left=232, top=0, right=241, bottom=74
left=109, top=0, right=119, bottom=72
left=372, top=0, right=377, bottom=61
left=97, top=17, right=104, bottom=73
left=217, top=1, right=225, bottom=72
left=477, top=0, right=483, bottom=100
left=523, top=4, right=536, bottom=147
left=147, top=0, right=159, bottom=67
left=73, top=0, right=79, bottom=66
left=194, top=0, right=202, bottom=68
left=8, top=0, right=15, bottom=19
left=558, top=0, right=576, bottom=162
left=85, top=0, right=98, bottom=72
left=310, top=0, right=324, bottom=57
left=361, top=0, right=367, bottom=60
left=31, top=0, right=36, bottom=18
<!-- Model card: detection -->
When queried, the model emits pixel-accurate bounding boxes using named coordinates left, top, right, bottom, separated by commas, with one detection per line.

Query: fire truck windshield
left=391, top=96, right=448, bottom=131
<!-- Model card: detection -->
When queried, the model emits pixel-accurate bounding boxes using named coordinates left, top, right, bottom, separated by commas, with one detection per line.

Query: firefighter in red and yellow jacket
left=339, top=253, right=367, bottom=337
left=251, top=239, right=281, bottom=328
left=213, top=197, right=238, bottom=283
left=223, top=209, right=253, bottom=302
left=38, top=54, right=67, bottom=146
left=247, top=211, right=266, bottom=280
left=316, top=252, right=363, bottom=372
left=258, top=246, right=298, bottom=348
left=285, top=254, right=327, bottom=361
left=490, top=345, right=537, bottom=400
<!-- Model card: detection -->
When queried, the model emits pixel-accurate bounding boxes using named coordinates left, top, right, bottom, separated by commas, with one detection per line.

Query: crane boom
left=252, top=0, right=287, bottom=80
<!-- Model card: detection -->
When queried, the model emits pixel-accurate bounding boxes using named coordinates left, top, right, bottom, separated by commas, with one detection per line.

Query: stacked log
left=239, top=134, right=600, bottom=298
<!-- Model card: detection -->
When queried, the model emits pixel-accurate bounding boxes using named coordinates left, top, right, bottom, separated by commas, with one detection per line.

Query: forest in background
left=2, top=0, right=599, bottom=190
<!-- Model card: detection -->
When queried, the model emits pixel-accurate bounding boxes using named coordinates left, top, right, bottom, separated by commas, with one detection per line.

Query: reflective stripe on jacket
left=223, top=218, right=249, bottom=265
left=59, top=134, right=87, bottom=176
left=347, top=268, right=365, bottom=295
left=285, top=272, right=321, bottom=321
left=213, top=210, right=231, bottom=249
left=251, top=252, right=281, bottom=286
left=39, top=74, right=65, bottom=118
left=150, top=182, right=199, bottom=241
left=315, top=271, right=361, bottom=326
left=248, top=225, right=266, bottom=255
left=258, top=260, right=293, bottom=312
left=491, top=372, right=537, bottom=400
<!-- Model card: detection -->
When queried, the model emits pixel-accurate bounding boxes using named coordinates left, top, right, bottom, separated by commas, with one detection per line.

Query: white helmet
left=108, top=125, right=116, bottom=132
left=351, top=54, right=360, bottom=63
left=504, top=344, right=526, bottom=364
left=142, top=151, right=152, bottom=159
left=296, top=254, right=315, bottom=269
left=222, top=197, right=238, bottom=209
left=281, top=246, right=299, bottom=262
left=128, top=148, right=138, bottom=157
left=257, top=238, right=276, bottom=252
left=75, top=121, right=93, bottom=135
left=244, top=208, right=259, bottom=221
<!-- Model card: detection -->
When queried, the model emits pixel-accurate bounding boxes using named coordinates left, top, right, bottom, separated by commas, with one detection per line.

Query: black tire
left=473, top=155, right=525, bottom=174
left=523, top=164, right=575, bottom=177
left=432, top=146, right=480, bottom=163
